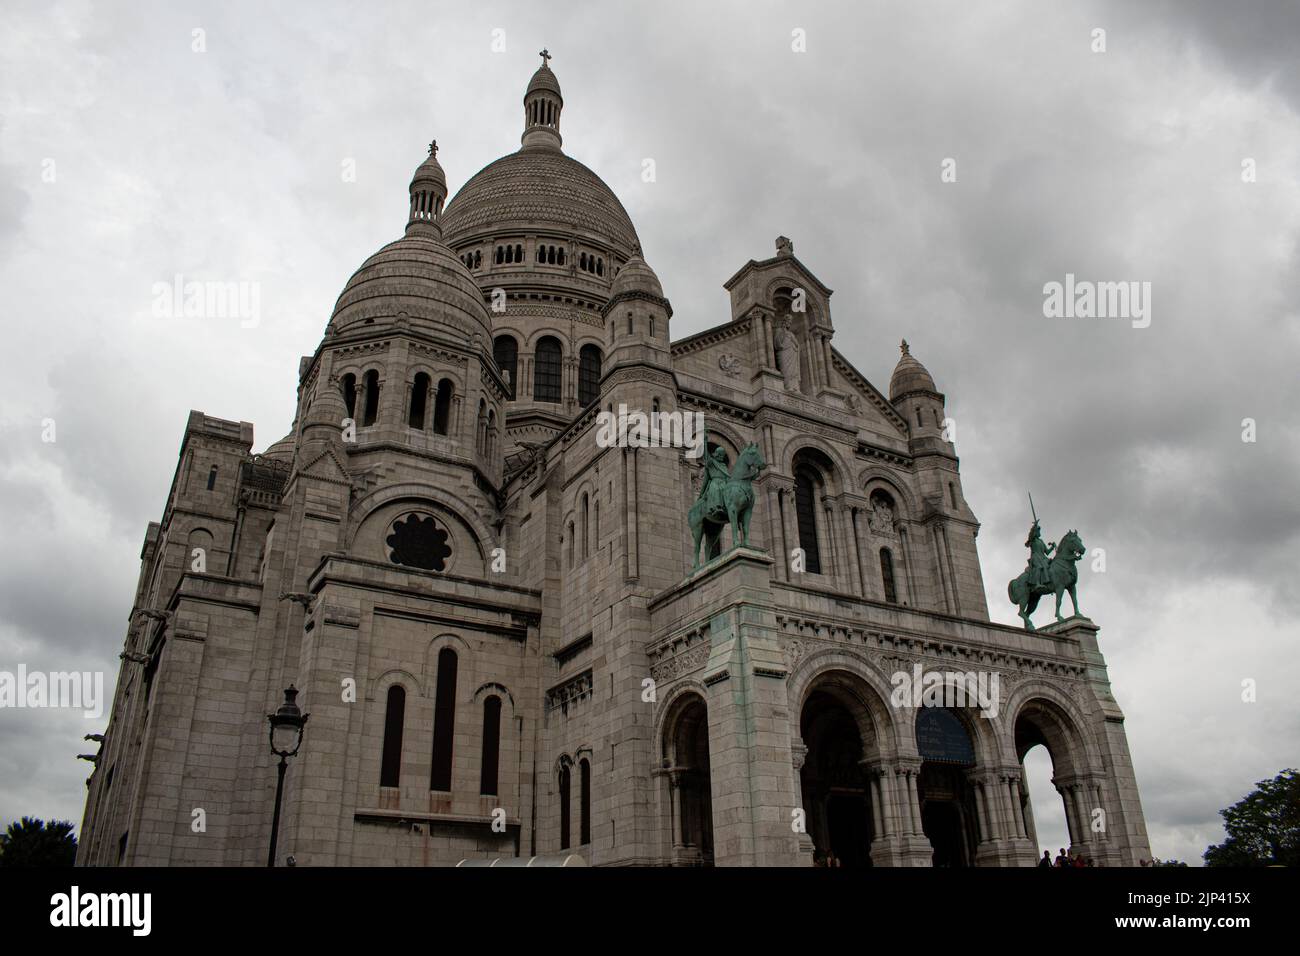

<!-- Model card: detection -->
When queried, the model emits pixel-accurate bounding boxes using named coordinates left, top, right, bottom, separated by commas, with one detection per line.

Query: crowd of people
left=1040, top=847, right=1097, bottom=867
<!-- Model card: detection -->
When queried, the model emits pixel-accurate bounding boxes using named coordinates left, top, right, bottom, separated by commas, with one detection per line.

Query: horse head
left=1058, top=529, right=1085, bottom=561
left=732, top=443, right=766, bottom=481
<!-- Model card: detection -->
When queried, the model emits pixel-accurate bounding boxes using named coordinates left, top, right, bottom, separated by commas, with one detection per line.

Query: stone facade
left=77, top=58, right=1150, bottom=867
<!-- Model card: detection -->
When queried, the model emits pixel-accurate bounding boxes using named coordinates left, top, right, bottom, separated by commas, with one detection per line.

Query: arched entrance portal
left=799, top=688, right=878, bottom=867
left=915, top=708, right=980, bottom=867
left=662, top=694, right=713, bottom=866
left=1014, top=699, right=1091, bottom=862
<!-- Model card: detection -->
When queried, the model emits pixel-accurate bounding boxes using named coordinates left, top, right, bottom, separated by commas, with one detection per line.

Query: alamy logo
left=594, top=403, right=705, bottom=458
left=1042, top=273, right=1151, bottom=328
left=889, top=663, right=1001, bottom=718
left=50, top=886, right=151, bottom=936
left=151, top=273, right=261, bottom=328
left=0, top=666, right=104, bottom=718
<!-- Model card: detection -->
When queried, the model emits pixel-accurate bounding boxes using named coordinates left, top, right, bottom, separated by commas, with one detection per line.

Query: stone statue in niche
left=869, top=494, right=895, bottom=536
left=775, top=317, right=801, bottom=393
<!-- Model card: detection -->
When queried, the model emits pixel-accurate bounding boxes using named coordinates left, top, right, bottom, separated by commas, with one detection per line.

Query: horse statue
left=689, top=443, right=766, bottom=568
left=1007, top=528, right=1086, bottom=630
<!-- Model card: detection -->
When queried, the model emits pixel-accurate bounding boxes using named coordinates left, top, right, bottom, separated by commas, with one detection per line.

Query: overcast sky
left=1, top=0, right=1297, bottom=865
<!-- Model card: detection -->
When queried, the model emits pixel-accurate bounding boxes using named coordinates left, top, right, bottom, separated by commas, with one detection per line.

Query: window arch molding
left=858, top=472, right=918, bottom=517
left=345, top=487, right=491, bottom=573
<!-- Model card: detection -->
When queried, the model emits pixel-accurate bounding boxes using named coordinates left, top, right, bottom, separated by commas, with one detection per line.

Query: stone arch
left=348, top=482, right=492, bottom=562
left=858, top=469, right=919, bottom=518
left=372, top=667, right=422, bottom=700
left=1004, top=683, right=1101, bottom=777
left=780, top=435, right=852, bottom=493
left=656, top=685, right=714, bottom=865
left=787, top=649, right=900, bottom=756
left=899, top=669, right=1002, bottom=768
left=423, top=632, right=471, bottom=694
left=763, top=275, right=824, bottom=326
left=472, top=680, right=516, bottom=713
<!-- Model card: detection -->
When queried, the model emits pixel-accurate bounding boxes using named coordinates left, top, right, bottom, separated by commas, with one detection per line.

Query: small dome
left=526, top=63, right=562, bottom=99
left=262, top=431, right=296, bottom=462
left=609, top=252, right=663, bottom=298
left=889, top=339, right=937, bottom=400
left=329, top=233, right=492, bottom=339
left=411, top=142, right=447, bottom=191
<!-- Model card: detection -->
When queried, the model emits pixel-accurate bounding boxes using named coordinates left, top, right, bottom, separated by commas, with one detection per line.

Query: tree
left=1204, top=768, right=1300, bottom=867
left=0, top=817, right=78, bottom=866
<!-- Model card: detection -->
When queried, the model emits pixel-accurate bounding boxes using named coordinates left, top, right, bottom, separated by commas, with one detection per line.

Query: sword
left=1028, top=491, right=1038, bottom=526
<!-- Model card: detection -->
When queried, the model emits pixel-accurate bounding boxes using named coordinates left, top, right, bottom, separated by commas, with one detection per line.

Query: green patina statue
left=689, top=435, right=766, bottom=568
left=1008, top=514, right=1086, bottom=630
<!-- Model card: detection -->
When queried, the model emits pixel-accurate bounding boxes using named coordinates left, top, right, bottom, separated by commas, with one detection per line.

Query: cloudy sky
left=1, top=0, right=1297, bottom=865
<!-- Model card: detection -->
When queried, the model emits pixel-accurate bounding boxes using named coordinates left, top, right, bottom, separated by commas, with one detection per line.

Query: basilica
left=76, top=56, right=1150, bottom=867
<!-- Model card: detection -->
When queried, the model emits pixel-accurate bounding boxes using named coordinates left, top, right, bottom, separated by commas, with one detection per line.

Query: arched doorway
left=1015, top=699, right=1089, bottom=862
left=798, top=675, right=885, bottom=867
left=915, top=708, right=980, bottom=867
left=662, top=694, right=713, bottom=866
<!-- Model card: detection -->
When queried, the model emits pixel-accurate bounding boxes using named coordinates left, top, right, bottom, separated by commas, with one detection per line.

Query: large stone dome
left=442, top=149, right=640, bottom=256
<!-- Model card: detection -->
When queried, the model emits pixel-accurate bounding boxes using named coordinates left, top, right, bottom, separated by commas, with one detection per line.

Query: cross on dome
left=539, top=48, right=552, bottom=67
left=428, top=140, right=438, bottom=157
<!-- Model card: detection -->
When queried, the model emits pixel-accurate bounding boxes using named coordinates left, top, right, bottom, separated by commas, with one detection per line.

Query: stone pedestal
left=686, top=548, right=803, bottom=866
left=1041, top=615, right=1152, bottom=866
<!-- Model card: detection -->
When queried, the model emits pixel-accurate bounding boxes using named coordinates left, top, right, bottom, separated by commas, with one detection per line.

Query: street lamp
left=266, top=684, right=309, bottom=868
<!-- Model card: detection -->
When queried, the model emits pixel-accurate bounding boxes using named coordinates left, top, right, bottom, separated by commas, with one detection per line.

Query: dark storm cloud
left=1, top=0, right=1297, bottom=859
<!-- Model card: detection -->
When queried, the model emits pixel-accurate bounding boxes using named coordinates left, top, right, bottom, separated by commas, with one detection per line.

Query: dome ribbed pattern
left=442, top=150, right=640, bottom=255
left=889, top=341, right=938, bottom=400
left=609, top=253, right=663, bottom=298
left=330, top=234, right=492, bottom=336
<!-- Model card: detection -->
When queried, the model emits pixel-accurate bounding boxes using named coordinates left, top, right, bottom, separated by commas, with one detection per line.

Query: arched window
left=533, top=336, right=562, bottom=403
left=206, top=465, right=218, bottom=491
left=581, top=493, right=589, bottom=561
left=474, top=250, right=481, bottom=268
left=493, top=335, right=518, bottom=399
left=430, top=648, right=458, bottom=791
left=409, top=372, right=430, bottom=429
left=515, top=243, right=522, bottom=262
left=433, top=379, right=452, bottom=435
left=476, top=398, right=487, bottom=451
left=487, top=408, right=496, bottom=460
left=547, top=245, right=556, bottom=264
left=480, top=696, right=501, bottom=796
left=559, top=761, right=572, bottom=850
left=794, top=465, right=823, bottom=574
left=567, top=521, right=575, bottom=569
left=341, top=373, right=357, bottom=419
left=596, top=258, right=603, bottom=276
left=380, top=685, right=405, bottom=788
left=362, top=370, right=380, bottom=426
left=627, top=312, right=633, bottom=335
left=557, top=247, right=565, bottom=266
left=495, top=245, right=504, bottom=264
left=579, top=757, right=591, bottom=845
left=880, top=547, right=898, bottom=604
left=578, top=344, right=601, bottom=406
left=580, top=252, right=588, bottom=271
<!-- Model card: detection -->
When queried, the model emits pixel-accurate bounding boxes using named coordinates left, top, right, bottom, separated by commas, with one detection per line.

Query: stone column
left=766, top=483, right=786, bottom=580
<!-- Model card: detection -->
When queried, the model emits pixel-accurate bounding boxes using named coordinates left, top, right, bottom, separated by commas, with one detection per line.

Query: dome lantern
left=407, top=140, right=447, bottom=238
left=521, top=49, right=563, bottom=151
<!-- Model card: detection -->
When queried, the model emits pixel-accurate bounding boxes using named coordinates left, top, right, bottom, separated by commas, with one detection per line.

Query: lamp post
left=266, top=684, right=309, bottom=868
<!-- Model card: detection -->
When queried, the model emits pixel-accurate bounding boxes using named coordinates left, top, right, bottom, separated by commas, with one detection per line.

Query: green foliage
left=1149, top=857, right=1188, bottom=867
left=1203, top=768, right=1300, bottom=867
left=0, top=816, right=78, bottom=867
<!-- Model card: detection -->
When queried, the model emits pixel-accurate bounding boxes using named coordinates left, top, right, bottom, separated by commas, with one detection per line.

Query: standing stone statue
left=775, top=317, right=801, bottom=393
